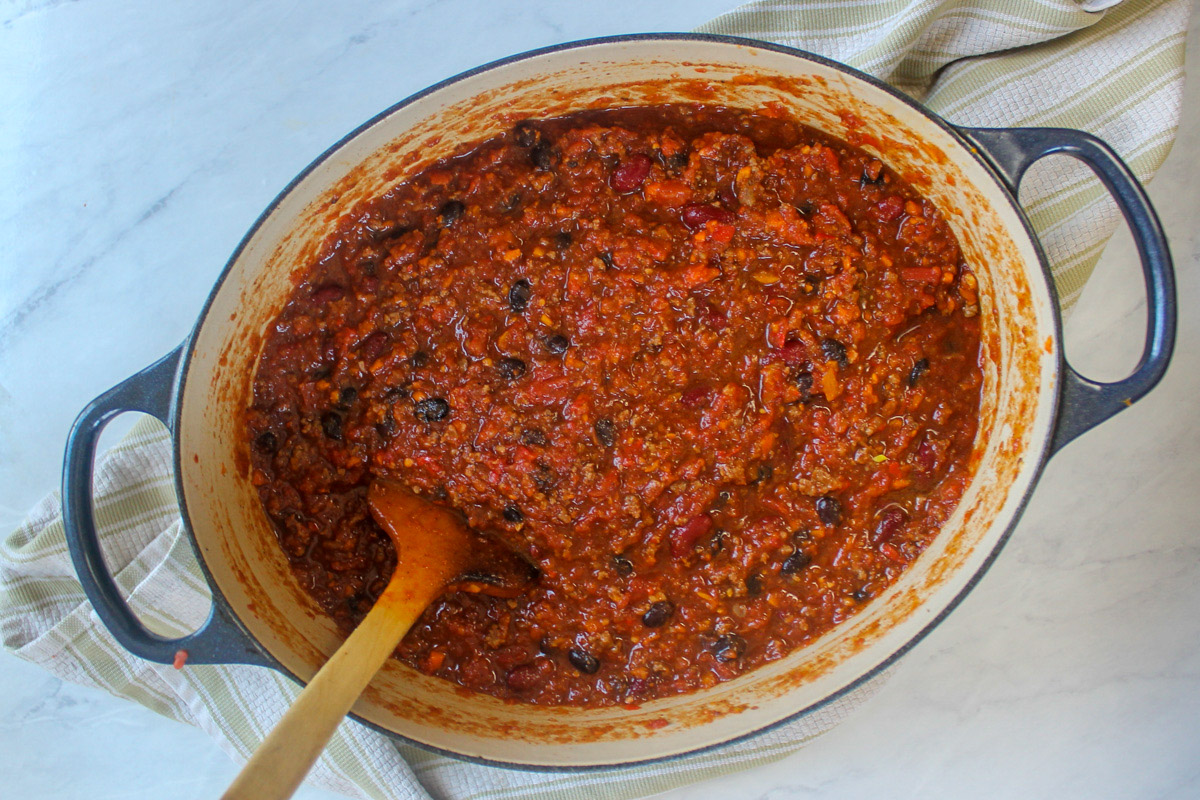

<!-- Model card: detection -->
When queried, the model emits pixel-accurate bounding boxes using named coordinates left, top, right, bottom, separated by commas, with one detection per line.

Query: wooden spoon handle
left=221, top=578, right=436, bottom=800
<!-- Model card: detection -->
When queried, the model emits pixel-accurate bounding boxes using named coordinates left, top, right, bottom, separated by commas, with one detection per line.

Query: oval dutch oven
left=61, top=35, right=1175, bottom=768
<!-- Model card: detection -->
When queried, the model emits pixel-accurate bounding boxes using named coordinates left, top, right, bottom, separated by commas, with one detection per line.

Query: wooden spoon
left=222, top=482, right=532, bottom=800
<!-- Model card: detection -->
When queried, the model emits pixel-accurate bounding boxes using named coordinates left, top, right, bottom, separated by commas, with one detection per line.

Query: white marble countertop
left=2, top=1, right=1198, bottom=798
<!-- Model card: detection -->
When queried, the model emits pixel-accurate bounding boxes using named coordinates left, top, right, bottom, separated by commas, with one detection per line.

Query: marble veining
left=2, top=1, right=1198, bottom=798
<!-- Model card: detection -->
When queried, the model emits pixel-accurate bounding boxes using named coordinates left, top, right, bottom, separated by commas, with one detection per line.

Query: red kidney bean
left=681, top=203, right=735, bottom=230
left=696, top=296, right=727, bottom=330
left=505, top=663, right=542, bottom=692
left=610, top=153, right=652, bottom=194
left=359, top=331, right=390, bottom=362
left=870, top=195, right=905, bottom=222
left=311, top=283, right=345, bottom=304
left=914, top=437, right=939, bottom=473
left=779, top=340, right=807, bottom=365
left=873, top=506, right=907, bottom=545
left=669, top=513, right=713, bottom=558
left=680, top=384, right=712, bottom=409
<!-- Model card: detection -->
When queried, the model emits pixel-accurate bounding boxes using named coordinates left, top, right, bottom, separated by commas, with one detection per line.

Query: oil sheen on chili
left=246, top=104, right=983, bottom=707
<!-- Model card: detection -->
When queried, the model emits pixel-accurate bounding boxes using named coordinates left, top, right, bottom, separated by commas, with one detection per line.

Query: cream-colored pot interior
left=177, top=37, right=1059, bottom=766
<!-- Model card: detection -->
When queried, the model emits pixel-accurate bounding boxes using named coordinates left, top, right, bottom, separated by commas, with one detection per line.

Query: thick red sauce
left=246, top=104, right=982, bottom=706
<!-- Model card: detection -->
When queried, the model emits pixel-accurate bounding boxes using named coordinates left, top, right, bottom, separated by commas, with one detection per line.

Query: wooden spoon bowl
left=222, top=482, right=533, bottom=800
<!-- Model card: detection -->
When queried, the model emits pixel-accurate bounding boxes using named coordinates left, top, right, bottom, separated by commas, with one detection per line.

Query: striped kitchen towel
left=0, top=1, right=1186, bottom=799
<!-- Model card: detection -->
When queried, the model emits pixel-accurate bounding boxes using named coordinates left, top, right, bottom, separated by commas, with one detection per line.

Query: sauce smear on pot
left=246, top=104, right=983, bottom=706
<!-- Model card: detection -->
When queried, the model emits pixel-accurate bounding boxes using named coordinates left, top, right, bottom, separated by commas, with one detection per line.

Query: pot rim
left=171, top=32, right=1063, bottom=770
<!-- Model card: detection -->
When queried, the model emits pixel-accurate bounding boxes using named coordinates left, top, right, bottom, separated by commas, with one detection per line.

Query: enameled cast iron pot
left=61, top=35, right=1175, bottom=768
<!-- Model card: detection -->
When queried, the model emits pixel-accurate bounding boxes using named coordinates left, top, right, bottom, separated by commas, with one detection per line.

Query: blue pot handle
left=960, top=126, right=1176, bottom=454
left=62, top=344, right=271, bottom=667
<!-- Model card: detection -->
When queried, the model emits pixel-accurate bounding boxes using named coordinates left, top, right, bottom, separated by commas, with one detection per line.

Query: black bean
left=712, top=633, right=746, bottom=662
left=708, top=529, right=728, bottom=556
left=612, top=555, right=634, bottom=576
left=364, top=218, right=402, bottom=239
left=513, top=122, right=541, bottom=148
left=520, top=428, right=548, bottom=447
left=908, top=358, right=929, bottom=387
left=554, top=231, right=572, bottom=249
left=642, top=601, right=675, bottom=628
left=410, top=350, right=429, bottom=369
left=336, top=386, right=357, bottom=408
left=414, top=398, right=450, bottom=423
left=502, top=504, right=524, bottom=524
left=320, top=412, right=343, bottom=441
left=438, top=200, right=464, bottom=226
left=530, top=142, right=556, bottom=170
left=852, top=586, right=872, bottom=602
left=796, top=201, right=815, bottom=217
left=598, top=251, right=614, bottom=269
left=781, top=551, right=811, bottom=575
left=384, top=385, right=410, bottom=402
left=753, top=463, right=773, bottom=484
left=594, top=417, right=616, bottom=447
left=795, top=370, right=815, bottom=398
left=820, top=338, right=849, bottom=368
left=666, top=150, right=689, bottom=170
left=500, top=192, right=523, bottom=214
left=538, top=637, right=558, bottom=656
left=254, top=431, right=278, bottom=454
left=568, top=648, right=600, bottom=674
left=533, top=463, right=556, bottom=493
left=816, top=494, right=842, bottom=527
left=545, top=334, right=570, bottom=355
left=745, top=571, right=765, bottom=596
left=508, top=279, right=532, bottom=313
left=498, top=357, right=527, bottom=380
